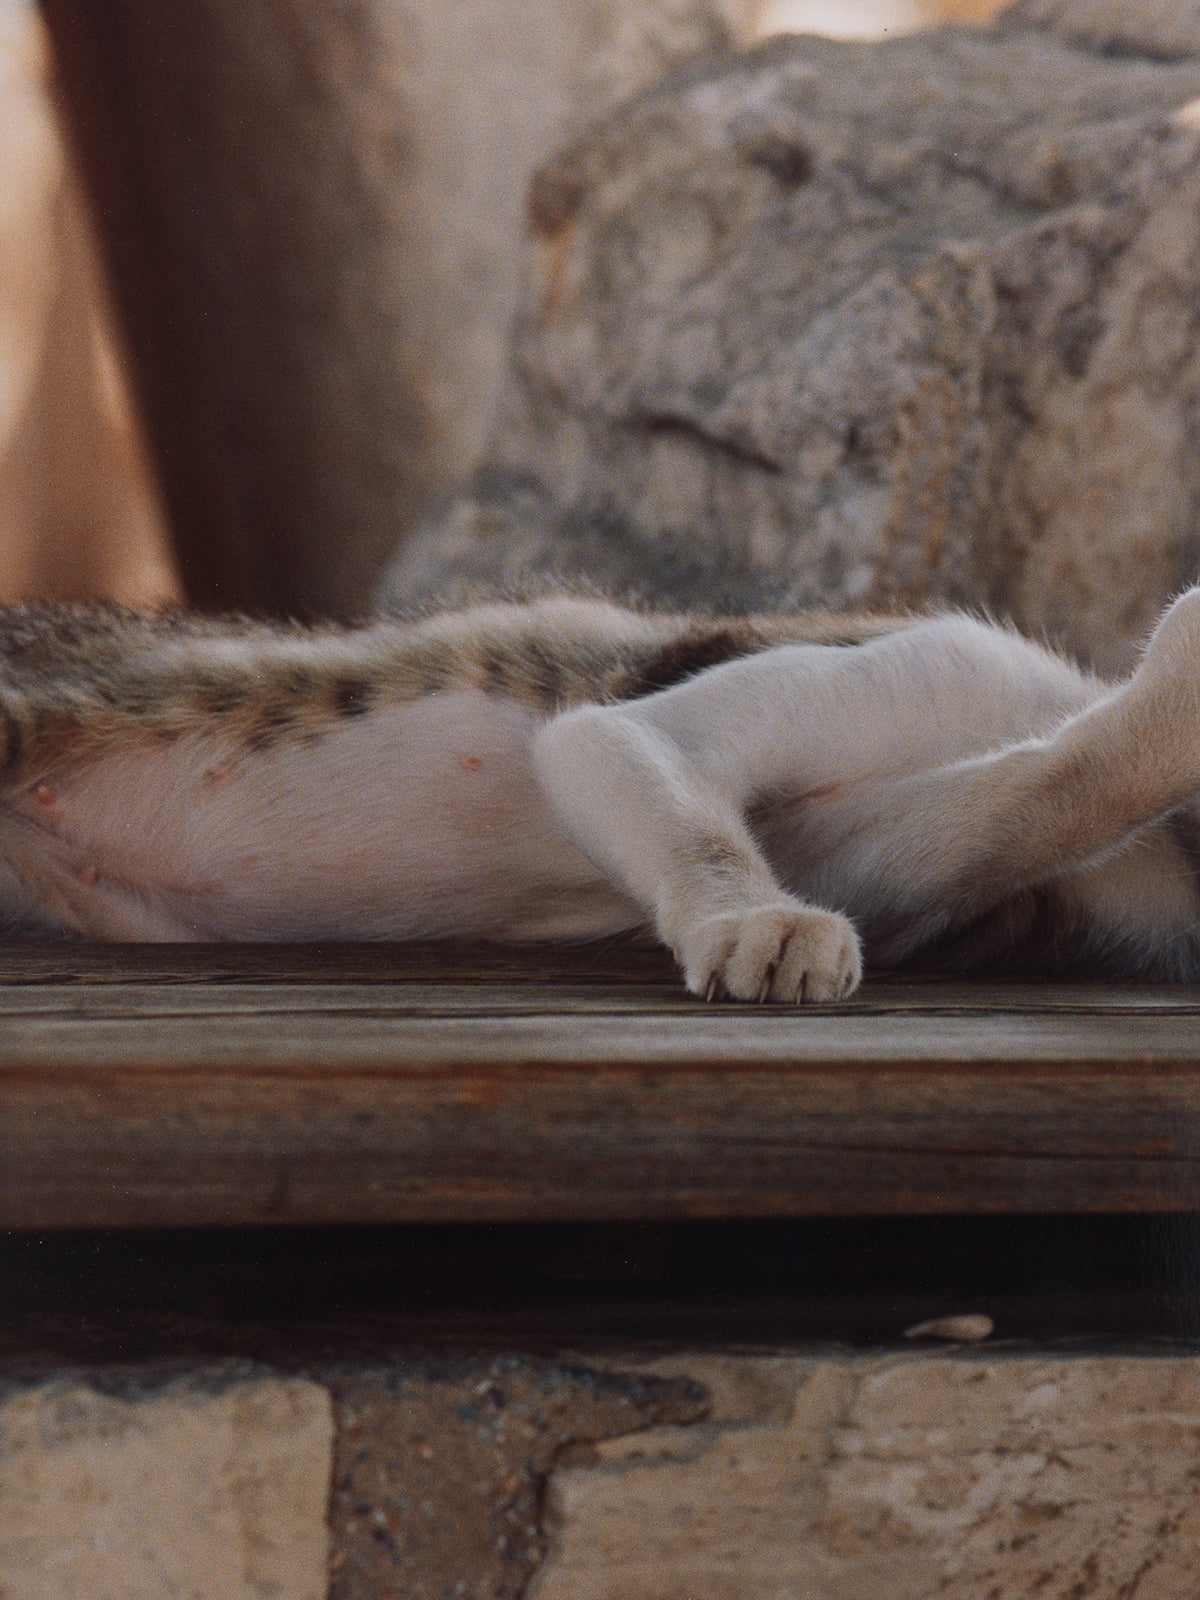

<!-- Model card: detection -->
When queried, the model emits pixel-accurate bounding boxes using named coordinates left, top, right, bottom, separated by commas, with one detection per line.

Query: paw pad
left=680, top=900, right=862, bottom=1004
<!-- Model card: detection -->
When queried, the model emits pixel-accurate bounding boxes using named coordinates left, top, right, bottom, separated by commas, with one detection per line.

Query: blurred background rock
left=1, top=0, right=1002, bottom=611
left=380, top=2, right=1200, bottom=672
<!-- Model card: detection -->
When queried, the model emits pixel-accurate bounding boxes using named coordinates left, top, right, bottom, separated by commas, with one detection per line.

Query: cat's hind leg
left=822, top=586, right=1200, bottom=967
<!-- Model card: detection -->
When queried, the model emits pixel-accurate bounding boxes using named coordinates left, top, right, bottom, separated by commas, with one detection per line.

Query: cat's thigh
left=916, top=822, right=1200, bottom=978
left=1054, top=821, right=1200, bottom=975
left=796, top=590, right=1200, bottom=963
left=960, top=585, right=1200, bottom=891
left=631, top=614, right=1096, bottom=809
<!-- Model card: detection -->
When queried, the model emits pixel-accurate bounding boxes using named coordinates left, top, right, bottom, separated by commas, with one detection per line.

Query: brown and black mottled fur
left=0, top=595, right=908, bottom=785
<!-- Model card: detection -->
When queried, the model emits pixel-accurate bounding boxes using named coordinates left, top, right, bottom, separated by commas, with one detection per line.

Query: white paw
left=677, top=899, right=862, bottom=1004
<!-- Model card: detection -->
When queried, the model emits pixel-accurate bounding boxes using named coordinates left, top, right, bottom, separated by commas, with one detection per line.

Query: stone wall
left=4, top=1349, right=1199, bottom=1599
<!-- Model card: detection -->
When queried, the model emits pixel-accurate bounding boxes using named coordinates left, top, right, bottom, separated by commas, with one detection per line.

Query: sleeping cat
left=0, top=584, right=1199, bottom=1001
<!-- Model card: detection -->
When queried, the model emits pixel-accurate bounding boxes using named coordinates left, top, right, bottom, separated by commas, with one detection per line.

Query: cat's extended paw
left=678, top=900, right=862, bottom=1003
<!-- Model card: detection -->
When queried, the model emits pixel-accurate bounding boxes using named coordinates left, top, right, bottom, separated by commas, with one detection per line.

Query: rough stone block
left=327, top=1354, right=707, bottom=1600
left=530, top=1353, right=1200, bottom=1599
left=0, top=1370, right=333, bottom=1600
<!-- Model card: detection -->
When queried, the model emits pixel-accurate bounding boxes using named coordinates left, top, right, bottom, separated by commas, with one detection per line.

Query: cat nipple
left=204, top=763, right=231, bottom=784
left=462, top=754, right=483, bottom=772
left=74, top=863, right=99, bottom=888
left=34, top=783, right=60, bottom=811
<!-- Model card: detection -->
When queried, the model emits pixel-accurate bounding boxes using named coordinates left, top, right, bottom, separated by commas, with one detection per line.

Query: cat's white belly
left=0, top=691, right=642, bottom=941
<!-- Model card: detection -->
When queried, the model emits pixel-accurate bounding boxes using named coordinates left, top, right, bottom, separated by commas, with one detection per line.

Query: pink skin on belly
left=0, top=692, right=639, bottom=942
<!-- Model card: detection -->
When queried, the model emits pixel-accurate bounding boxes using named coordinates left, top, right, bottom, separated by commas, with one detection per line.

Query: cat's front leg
left=533, top=705, right=861, bottom=1001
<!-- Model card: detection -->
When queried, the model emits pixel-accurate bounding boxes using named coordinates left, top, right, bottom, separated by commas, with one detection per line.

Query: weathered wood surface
left=0, top=940, right=1199, bottom=1227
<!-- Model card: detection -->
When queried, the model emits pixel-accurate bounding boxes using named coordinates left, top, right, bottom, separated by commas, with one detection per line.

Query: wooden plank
left=1, top=942, right=1200, bottom=1226
left=0, top=938, right=680, bottom=987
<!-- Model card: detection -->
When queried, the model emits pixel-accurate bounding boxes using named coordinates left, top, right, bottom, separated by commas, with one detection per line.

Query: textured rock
left=4, top=1347, right=1200, bottom=1596
left=1006, top=0, right=1200, bottom=59
left=0, top=1369, right=333, bottom=1600
left=0, top=1353, right=705, bottom=1600
left=385, top=18, right=1200, bottom=672
left=530, top=1352, right=1200, bottom=1600
left=387, top=0, right=749, bottom=495
left=327, top=1354, right=707, bottom=1600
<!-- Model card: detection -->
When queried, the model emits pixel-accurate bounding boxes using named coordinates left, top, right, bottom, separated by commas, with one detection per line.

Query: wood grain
left=0, top=941, right=1198, bottom=1226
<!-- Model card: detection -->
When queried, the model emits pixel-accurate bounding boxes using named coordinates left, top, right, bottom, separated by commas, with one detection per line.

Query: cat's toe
left=681, top=901, right=862, bottom=1004
left=770, top=908, right=862, bottom=1002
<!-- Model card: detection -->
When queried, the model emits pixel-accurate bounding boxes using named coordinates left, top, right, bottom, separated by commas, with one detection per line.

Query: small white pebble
left=904, top=1313, right=994, bottom=1343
